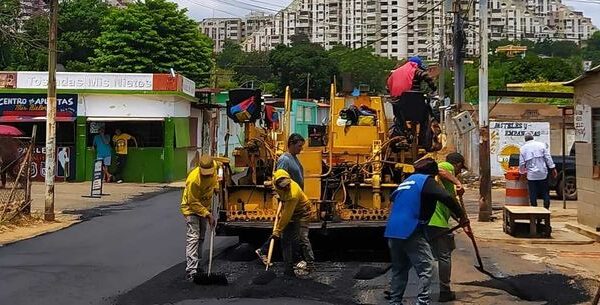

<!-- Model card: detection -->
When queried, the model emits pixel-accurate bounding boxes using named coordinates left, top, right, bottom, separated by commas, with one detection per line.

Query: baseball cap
left=199, top=155, right=215, bottom=175
left=446, top=152, right=468, bottom=170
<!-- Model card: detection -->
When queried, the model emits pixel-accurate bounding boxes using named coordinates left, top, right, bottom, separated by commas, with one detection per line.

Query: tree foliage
left=328, top=45, right=396, bottom=93
left=269, top=41, right=338, bottom=98
left=91, top=0, right=213, bottom=85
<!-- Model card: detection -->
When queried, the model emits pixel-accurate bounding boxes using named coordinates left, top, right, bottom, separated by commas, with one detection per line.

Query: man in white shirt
left=519, top=132, right=557, bottom=209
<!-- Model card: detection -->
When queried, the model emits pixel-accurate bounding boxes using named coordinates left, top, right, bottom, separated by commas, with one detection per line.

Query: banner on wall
left=489, top=121, right=551, bottom=177
left=0, top=93, right=77, bottom=116
left=28, top=146, right=75, bottom=181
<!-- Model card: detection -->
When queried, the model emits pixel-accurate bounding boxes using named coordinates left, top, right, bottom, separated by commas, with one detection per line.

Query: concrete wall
left=573, top=71, right=600, bottom=229
left=575, top=142, right=600, bottom=228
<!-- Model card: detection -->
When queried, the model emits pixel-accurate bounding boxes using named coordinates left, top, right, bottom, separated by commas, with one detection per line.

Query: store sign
left=489, top=121, right=550, bottom=176
left=575, top=104, right=592, bottom=143
left=0, top=72, right=16, bottom=88
left=0, top=93, right=77, bottom=116
left=90, top=159, right=104, bottom=198
left=16, top=72, right=153, bottom=91
left=181, top=76, right=195, bottom=97
left=29, top=146, right=75, bottom=181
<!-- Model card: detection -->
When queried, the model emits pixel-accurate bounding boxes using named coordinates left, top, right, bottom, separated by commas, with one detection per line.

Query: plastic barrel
left=505, top=169, right=529, bottom=206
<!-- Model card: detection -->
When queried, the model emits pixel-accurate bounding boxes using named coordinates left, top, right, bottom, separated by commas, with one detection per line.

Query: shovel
left=194, top=195, right=228, bottom=286
left=252, top=200, right=283, bottom=285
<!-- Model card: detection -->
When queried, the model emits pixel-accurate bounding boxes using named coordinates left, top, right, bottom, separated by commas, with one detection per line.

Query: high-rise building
left=19, top=0, right=46, bottom=19
left=200, top=12, right=274, bottom=52
left=203, top=0, right=597, bottom=60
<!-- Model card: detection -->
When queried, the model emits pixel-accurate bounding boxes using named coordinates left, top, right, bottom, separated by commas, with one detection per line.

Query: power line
left=203, top=0, right=280, bottom=13
left=181, top=0, right=244, bottom=17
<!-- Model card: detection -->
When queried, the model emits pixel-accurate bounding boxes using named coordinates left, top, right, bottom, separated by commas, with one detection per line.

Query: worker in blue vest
left=385, top=158, right=469, bottom=305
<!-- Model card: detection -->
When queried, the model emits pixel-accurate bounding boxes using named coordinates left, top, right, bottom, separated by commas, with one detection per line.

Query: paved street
left=0, top=189, right=594, bottom=305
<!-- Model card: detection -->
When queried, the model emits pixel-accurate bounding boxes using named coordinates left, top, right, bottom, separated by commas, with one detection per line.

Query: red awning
left=0, top=116, right=76, bottom=123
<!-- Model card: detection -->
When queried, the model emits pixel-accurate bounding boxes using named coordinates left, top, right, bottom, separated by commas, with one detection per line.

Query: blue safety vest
left=384, top=174, right=428, bottom=239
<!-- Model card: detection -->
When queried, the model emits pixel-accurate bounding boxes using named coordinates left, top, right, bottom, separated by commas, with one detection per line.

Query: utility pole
left=478, top=0, right=492, bottom=222
left=44, top=0, right=58, bottom=221
left=306, top=73, right=311, bottom=100
left=438, top=2, right=446, bottom=97
left=452, top=3, right=464, bottom=108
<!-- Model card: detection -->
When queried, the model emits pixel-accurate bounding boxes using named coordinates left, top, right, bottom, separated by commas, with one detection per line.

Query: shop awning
left=86, top=117, right=165, bottom=121
left=0, top=116, right=76, bottom=122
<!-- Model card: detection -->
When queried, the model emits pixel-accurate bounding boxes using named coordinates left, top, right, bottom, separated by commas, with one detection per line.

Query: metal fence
left=0, top=128, right=36, bottom=223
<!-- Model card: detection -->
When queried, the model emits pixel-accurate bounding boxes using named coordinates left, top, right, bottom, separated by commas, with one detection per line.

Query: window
left=296, top=106, right=304, bottom=122
left=593, top=108, right=600, bottom=165
left=87, top=121, right=165, bottom=148
left=304, top=107, right=313, bottom=123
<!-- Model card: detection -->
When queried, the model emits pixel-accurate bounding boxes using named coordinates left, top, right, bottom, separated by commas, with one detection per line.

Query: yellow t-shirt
left=113, top=134, right=132, bottom=155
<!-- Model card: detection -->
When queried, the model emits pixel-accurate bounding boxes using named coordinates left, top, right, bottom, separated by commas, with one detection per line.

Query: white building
left=204, top=0, right=597, bottom=60
left=200, top=12, right=274, bottom=52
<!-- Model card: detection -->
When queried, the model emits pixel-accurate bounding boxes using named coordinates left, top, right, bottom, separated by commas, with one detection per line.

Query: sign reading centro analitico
left=12, top=72, right=195, bottom=97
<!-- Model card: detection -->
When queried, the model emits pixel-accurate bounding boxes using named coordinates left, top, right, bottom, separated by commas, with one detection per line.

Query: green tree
left=328, top=45, right=396, bottom=93
left=234, top=51, right=274, bottom=85
left=217, top=40, right=244, bottom=69
left=91, top=0, right=213, bottom=85
left=58, top=0, right=109, bottom=71
left=269, top=41, right=338, bottom=98
left=582, top=32, right=600, bottom=67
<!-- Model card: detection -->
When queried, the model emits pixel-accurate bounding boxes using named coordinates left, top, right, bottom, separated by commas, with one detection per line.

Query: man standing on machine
left=276, top=133, right=306, bottom=189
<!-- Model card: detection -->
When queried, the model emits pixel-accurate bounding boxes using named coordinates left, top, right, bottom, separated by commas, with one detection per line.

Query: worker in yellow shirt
left=255, top=169, right=314, bottom=276
left=112, top=129, right=137, bottom=183
left=180, top=155, right=219, bottom=281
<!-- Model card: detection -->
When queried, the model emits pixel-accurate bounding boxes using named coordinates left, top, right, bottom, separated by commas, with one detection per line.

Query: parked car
left=508, top=144, right=576, bottom=200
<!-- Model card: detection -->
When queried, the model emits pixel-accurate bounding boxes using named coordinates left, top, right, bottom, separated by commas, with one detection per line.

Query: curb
left=471, top=235, right=595, bottom=245
left=0, top=214, right=82, bottom=247
left=565, top=223, right=600, bottom=243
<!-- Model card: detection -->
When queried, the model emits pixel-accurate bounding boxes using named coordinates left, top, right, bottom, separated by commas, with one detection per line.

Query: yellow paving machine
left=217, top=85, right=441, bottom=246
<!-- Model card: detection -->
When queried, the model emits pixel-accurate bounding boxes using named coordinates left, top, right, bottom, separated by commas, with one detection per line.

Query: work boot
left=185, top=272, right=196, bottom=282
left=438, top=291, right=456, bottom=302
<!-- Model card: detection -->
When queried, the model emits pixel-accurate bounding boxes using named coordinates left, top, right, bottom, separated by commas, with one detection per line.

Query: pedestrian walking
left=92, top=127, right=112, bottom=182
left=427, top=152, right=468, bottom=302
left=255, top=169, right=315, bottom=276
left=180, top=155, right=219, bottom=282
left=276, top=133, right=305, bottom=189
left=385, top=158, right=468, bottom=305
left=112, top=129, right=137, bottom=183
left=519, top=132, right=557, bottom=209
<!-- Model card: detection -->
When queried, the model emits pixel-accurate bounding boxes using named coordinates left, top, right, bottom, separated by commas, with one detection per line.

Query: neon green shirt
left=428, top=162, right=456, bottom=228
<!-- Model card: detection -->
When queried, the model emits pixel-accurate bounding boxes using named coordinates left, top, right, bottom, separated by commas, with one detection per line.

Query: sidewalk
left=462, top=187, right=600, bottom=282
left=1, top=181, right=184, bottom=246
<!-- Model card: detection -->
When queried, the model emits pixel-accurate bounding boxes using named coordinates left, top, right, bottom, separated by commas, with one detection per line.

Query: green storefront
left=1, top=72, right=202, bottom=183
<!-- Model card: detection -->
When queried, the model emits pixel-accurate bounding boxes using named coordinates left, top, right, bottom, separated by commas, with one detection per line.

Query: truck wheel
left=557, top=176, right=577, bottom=200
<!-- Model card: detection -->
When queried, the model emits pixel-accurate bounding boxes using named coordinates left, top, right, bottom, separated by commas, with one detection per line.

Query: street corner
left=0, top=212, right=81, bottom=247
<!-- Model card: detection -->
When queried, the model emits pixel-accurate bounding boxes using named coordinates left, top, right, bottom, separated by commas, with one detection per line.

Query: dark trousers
left=113, top=154, right=128, bottom=181
left=260, top=221, right=315, bottom=272
left=527, top=178, right=551, bottom=209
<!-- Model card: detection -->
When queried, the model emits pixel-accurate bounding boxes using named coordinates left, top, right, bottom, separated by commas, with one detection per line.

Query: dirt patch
left=0, top=212, right=80, bottom=246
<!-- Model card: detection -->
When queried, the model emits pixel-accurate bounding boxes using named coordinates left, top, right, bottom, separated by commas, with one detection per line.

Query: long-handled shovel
left=592, top=284, right=600, bottom=305
left=194, top=196, right=228, bottom=286
left=252, top=200, right=283, bottom=285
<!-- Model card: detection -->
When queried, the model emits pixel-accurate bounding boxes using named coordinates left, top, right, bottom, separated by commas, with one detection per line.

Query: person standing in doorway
left=519, top=132, right=557, bottom=209
left=93, top=127, right=112, bottom=182
left=180, top=155, right=219, bottom=282
left=112, top=129, right=138, bottom=183
left=276, top=133, right=305, bottom=189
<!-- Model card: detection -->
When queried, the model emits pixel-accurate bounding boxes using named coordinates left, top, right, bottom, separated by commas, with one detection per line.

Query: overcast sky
left=171, top=0, right=599, bottom=29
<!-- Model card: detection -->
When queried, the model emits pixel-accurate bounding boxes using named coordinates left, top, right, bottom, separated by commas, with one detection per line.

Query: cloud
left=170, top=0, right=291, bottom=20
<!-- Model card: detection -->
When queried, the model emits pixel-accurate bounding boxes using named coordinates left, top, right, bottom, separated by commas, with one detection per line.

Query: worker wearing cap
left=180, top=155, right=219, bottom=282
left=255, top=169, right=314, bottom=276
left=385, top=158, right=468, bottom=305
left=427, top=152, right=468, bottom=302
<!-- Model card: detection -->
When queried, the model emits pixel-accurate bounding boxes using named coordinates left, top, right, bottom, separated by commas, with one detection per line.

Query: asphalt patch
left=251, top=270, right=276, bottom=285
left=462, top=272, right=590, bottom=305
left=227, top=243, right=259, bottom=262
left=353, top=265, right=391, bottom=280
